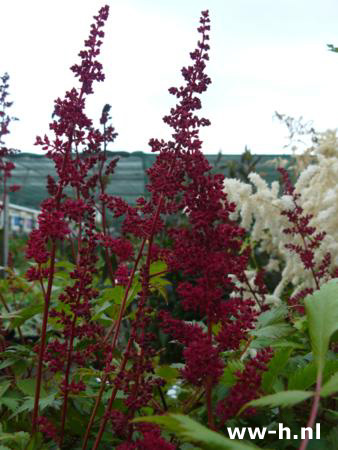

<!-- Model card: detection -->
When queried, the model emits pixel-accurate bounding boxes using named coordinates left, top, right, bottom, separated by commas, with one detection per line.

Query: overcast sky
left=2, top=0, right=338, bottom=155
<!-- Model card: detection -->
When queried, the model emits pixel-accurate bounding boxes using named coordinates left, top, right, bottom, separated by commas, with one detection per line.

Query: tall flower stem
left=32, top=130, right=75, bottom=433
left=90, top=196, right=165, bottom=450
left=32, top=242, right=56, bottom=432
left=206, top=321, right=215, bottom=430
left=205, top=376, right=215, bottom=430
left=298, top=371, right=322, bottom=450
left=81, top=237, right=147, bottom=449
left=104, top=237, right=147, bottom=344
left=91, top=339, right=133, bottom=450
left=59, top=290, right=81, bottom=446
left=98, top=146, right=116, bottom=287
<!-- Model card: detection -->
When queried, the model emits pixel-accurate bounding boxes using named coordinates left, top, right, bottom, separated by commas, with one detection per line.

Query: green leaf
left=10, top=303, right=44, bottom=329
left=92, top=300, right=114, bottom=320
left=252, top=323, right=293, bottom=339
left=305, top=279, right=338, bottom=371
left=240, top=390, right=313, bottom=413
left=0, top=381, right=10, bottom=398
left=288, top=363, right=317, bottom=391
left=262, top=348, right=293, bottom=393
left=0, top=310, right=21, bottom=320
left=92, top=285, right=126, bottom=320
left=325, top=409, right=338, bottom=419
left=101, top=285, right=125, bottom=304
left=126, top=279, right=142, bottom=308
left=25, top=433, right=44, bottom=450
left=133, top=414, right=259, bottom=450
left=0, top=431, right=30, bottom=445
left=155, top=365, right=179, bottom=381
left=150, top=277, right=171, bottom=303
left=320, top=372, right=338, bottom=397
left=323, top=359, right=338, bottom=381
left=9, top=397, right=36, bottom=419
left=16, top=379, right=48, bottom=398
left=55, top=260, right=76, bottom=271
left=149, top=260, right=167, bottom=276
left=256, top=304, right=288, bottom=328
left=221, top=360, right=244, bottom=387
left=0, top=358, right=16, bottom=370
left=0, top=396, right=20, bottom=412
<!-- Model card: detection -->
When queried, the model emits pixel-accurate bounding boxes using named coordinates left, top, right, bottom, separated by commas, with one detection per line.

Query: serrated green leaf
left=0, top=358, right=16, bottom=370
left=256, top=304, right=288, bottom=328
left=156, top=365, right=179, bottom=381
left=149, top=260, right=167, bottom=276
left=102, top=285, right=125, bottom=303
left=150, top=276, right=171, bottom=303
left=55, top=260, right=76, bottom=271
left=0, top=431, right=30, bottom=442
left=325, top=409, right=338, bottom=419
left=126, top=280, right=141, bottom=307
left=240, top=390, right=313, bottom=413
left=305, top=279, right=338, bottom=371
left=25, top=432, right=44, bottom=450
left=268, top=339, right=305, bottom=349
left=320, top=372, right=338, bottom=397
left=288, top=363, right=317, bottom=391
left=0, top=381, right=10, bottom=398
left=0, top=310, right=21, bottom=320
left=92, top=300, right=114, bottom=320
left=133, top=414, right=259, bottom=450
left=8, top=397, right=35, bottom=419
left=10, top=303, right=44, bottom=329
left=16, top=379, right=48, bottom=398
left=262, top=348, right=293, bottom=393
left=221, top=360, right=244, bottom=387
left=0, top=396, right=20, bottom=412
left=92, top=285, right=126, bottom=320
left=324, top=359, right=338, bottom=380
left=252, top=323, right=293, bottom=339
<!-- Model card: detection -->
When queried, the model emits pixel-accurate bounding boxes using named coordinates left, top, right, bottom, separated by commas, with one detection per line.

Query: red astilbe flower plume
left=92, top=11, right=259, bottom=447
left=148, top=10, right=256, bottom=394
left=28, top=6, right=125, bottom=440
left=216, top=348, right=273, bottom=424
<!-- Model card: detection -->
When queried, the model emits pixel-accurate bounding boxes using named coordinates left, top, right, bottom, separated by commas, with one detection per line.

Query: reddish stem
left=32, top=242, right=56, bottom=431
left=91, top=196, right=164, bottom=449
left=205, top=376, right=215, bottom=430
left=81, top=238, right=147, bottom=449
left=98, top=147, right=116, bottom=288
left=59, top=294, right=81, bottom=446
left=90, top=338, right=132, bottom=450
left=298, top=371, right=322, bottom=450
left=206, top=321, right=215, bottom=429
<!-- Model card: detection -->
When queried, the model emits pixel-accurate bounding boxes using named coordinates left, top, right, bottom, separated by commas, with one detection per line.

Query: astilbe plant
left=4, top=6, right=284, bottom=449
left=25, top=5, right=120, bottom=445
left=84, top=9, right=271, bottom=448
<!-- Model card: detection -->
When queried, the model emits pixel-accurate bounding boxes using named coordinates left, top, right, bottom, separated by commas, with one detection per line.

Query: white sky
left=2, top=0, right=338, bottom=155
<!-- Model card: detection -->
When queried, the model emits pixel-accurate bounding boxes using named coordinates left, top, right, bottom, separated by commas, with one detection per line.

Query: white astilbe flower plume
left=223, top=135, right=338, bottom=300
